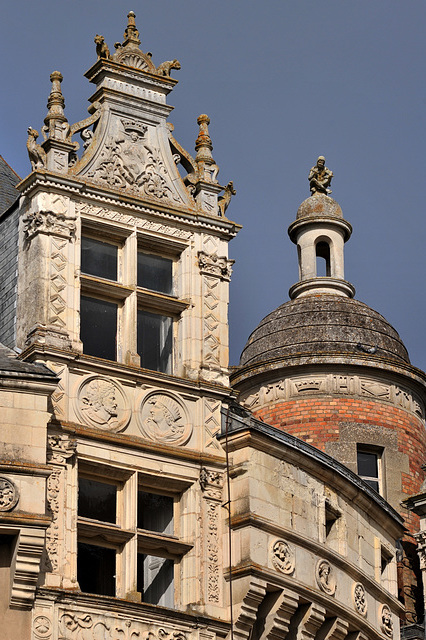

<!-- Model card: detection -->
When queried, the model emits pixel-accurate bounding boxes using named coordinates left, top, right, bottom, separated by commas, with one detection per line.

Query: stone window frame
left=76, top=460, right=193, bottom=606
left=79, top=220, right=189, bottom=373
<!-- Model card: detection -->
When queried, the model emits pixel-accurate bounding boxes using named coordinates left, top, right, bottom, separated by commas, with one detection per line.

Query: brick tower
left=231, top=178, right=426, bottom=635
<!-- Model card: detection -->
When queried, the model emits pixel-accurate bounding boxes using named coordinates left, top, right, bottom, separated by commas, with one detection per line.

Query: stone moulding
left=240, top=373, right=425, bottom=421
left=9, top=526, right=45, bottom=608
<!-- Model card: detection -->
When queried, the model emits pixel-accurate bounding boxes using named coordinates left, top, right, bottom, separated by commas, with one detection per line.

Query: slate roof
left=0, top=156, right=20, bottom=215
left=0, top=343, right=57, bottom=379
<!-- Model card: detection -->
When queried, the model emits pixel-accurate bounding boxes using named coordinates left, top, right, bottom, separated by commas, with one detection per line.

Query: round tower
left=231, top=160, right=426, bottom=629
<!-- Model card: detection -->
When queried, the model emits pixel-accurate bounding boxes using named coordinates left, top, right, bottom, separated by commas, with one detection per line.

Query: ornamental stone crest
left=352, top=582, right=367, bottom=616
left=315, top=559, right=336, bottom=595
left=138, top=393, right=191, bottom=445
left=271, top=539, right=295, bottom=575
left=380, top=604, right=393, bottom=637
left=87, top=118, right=181, bottom=203
left=76, top=376, right=131, bottom=432
left=0, top=477, right=18, bottom=511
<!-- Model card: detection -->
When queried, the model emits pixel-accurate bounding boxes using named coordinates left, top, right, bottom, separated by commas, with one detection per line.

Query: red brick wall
left=253, top=396, right=425, bottom=533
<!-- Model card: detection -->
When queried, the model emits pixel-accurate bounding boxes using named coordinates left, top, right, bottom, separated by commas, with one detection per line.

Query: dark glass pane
left=77, top=543, right=115, bottom=596
left=81, top=236, right=117, bottom=281
left=357, top=451, right=378, bottom=478
left=138, top=253, right=173, bottom=294
left=80, top=296, right=117, bottom=360
left=363, top=478, right=380, bottom=493
left=78, top=478, right=117, bottom=523
left=138, top=491, right=173, bottom=534
left=137, top=554, right=174, bottom=607
left=137, top=310, right=172, bottom=373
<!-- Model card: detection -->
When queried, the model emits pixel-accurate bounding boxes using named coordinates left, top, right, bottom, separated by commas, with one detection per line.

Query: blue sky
left=1, top=2, right=426, bottom=368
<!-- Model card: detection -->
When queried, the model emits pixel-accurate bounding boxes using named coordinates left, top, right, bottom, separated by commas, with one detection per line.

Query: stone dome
left=296, top=194, right=343, bottom=220
left=239, top=294, right=410, bottom=367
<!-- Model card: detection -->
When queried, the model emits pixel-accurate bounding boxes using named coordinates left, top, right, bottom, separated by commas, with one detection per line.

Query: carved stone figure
left=94, top=34, right=110, bottom=59
left=380, top=604, right=394, bottom=637
left=271, top=539, right=295, bottom=574
left=352, top=582, right=367, bottom=616
left=27, top=127, right=46, bottom=170
left=218, top=181, right=236, bottom=216
left=139, top=393, right=191, bottom=445
left=315, top=559, right=336, bottom=595
left=76, top=376, right=130, bottom=432
left=0, top=477, right=19, bottom=511
left=308, top=156, right=333, bottom=195
left=156, top=59, right=181, bottom=77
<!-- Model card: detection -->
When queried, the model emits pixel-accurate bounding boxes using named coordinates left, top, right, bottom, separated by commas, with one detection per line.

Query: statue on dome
left=308, top=156, right=333, bottom=195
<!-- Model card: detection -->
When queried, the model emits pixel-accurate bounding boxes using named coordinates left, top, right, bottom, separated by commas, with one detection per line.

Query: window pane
left=77, top=543, right=115, bottom=596
left=357, top=451, right=378, bottom=478
left=138, top=253, right=173, bottom=294
left=138, top=491, right=173, bottom=534
left=137, top=554, right=174, bottom=607
left=363, top=478, right=380, bottom=493
left=81, top=236, right=117, bottom=281
left=137, top=310, right=172, bottom=373
left=78, top=478, right=117, bottom=523
left=80, top=296, right=117, bottom=361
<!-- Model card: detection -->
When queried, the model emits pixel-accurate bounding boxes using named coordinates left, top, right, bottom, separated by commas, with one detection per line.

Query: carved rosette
left=315, top=559, right=336, bottom=595
left=138, top=392, right=191, bottom=446
left=33, top=614, right=52, bottom=639
left=352, top=582, right=367, bottom=616
left=198, top=250, right=234, bottom=281
left=379, top=604, right=394, bottom=637
left=200, top=467, right=223, bottom=604
left=241, top=373, right=424, bottom=420
left=0, top=476, right=19, bottom=511
left=271, top=539, right=295, bottom=575
left=75, top=376, right=131, bottom=433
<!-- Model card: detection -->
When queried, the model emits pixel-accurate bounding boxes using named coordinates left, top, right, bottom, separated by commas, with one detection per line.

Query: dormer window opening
left=316, top=241, right=331, bottom=277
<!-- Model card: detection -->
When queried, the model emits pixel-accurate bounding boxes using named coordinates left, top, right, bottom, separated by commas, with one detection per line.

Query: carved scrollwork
left=352, top=582, right=367, bottom=616
left=315, top=559, right=336, bottom=595
left=138, top=392, right=191, bottom=445
left=379, top=604, right=393, bottom=637
left=76, top=376, right=131, bottom=433
left=198, top=250, right=234, bottom=281
left=271, top=539, right=295, bottom=575
left=58, top=612, right=189, bottom=640
left=0, top=476, right=18, bottom=511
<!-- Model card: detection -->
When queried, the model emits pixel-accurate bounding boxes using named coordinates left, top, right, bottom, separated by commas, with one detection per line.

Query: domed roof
left=239, top=295, right=410, bottom=367
left=296, top=194, right=343, bottom=220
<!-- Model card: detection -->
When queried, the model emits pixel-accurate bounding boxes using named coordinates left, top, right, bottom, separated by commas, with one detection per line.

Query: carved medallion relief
left=0, top=476, right=19, bottom=511
left=138, top=392, right=191, bottom=445
left=379, top=604, right=394, bottom=637
left=352, top=582, right=367, bottom=616
left=271, top=539, right=295, bottom=575
left=315, top=559, right=336, bottom=595
left=75, top=376, right=131, bottom=432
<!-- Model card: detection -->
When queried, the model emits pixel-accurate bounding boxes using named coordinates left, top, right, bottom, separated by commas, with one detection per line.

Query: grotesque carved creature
left=308, top=156, right=333, bottom=195
left=26, top=127, right=47, bottom=170
left=218, top=181, right=236, bottom=216
left=94, top=34, right=110, bottom=59
left=156, top=59, right=181, bottom=77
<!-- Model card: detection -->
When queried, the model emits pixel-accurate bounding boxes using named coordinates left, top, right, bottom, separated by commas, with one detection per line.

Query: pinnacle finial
left=308, top=156, right=333, bottom=196
left=123, top=10, right=140, bottom=46
left=43, top=71, right=69, bottom=141
left=194, top=114, right=219, bottom=182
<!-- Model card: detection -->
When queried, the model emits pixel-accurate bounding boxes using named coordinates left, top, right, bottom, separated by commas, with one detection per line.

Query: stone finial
left=123, top=10, right=141, bottom=46
left=43, top=71, right=69, bottom=141
left=308, top=156, right=333, bottom=196
left=195, top=115, right=219, bottom=182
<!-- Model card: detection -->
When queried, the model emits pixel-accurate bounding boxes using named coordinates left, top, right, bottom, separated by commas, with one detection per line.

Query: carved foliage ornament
left=138, top=393, right=192, bottom=446
left=271, top=539, right=295, bottom=575
left=315, top=559, right=336, bottom=595
left=47, top=433, right=77, bottom=464
left=200, top=467, right=223, bottom=500
left=59, top=612, right=188, bottom=640
left=0, top=476, right=19, bottom=511
left=198, top=250, right=234, bottom=281
left=23, top=210, right=76, bottom=241
left=352, top=582, right=367, bottom=616
left=76, top=376, right=131, bottom=433
left=380, top=604, right=394, bottom=637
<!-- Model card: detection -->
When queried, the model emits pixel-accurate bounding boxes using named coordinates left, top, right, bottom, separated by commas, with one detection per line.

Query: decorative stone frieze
left=315, top=559, right=336, bottom=595
left=76, top=376, right=131, bottom=433
left=198, top=251, right=234, bottom=281
left=204, top=397, right=222, bottom=450
left=58, top=612, right=189, bottom=640
left=138, top=392, right=191, bottom=445
left=379, top=604, right=393, bottom=637
left=241, top=373, right=425, bottom=420
left=0, top=476, right=19, bottom=511
left=271, top=539, right=295, bottom=575
left=352, top=582, right=367, bottom=616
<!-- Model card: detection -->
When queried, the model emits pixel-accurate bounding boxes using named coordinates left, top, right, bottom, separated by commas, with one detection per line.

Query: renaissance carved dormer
left=288, top=156, right=355, bottom=299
